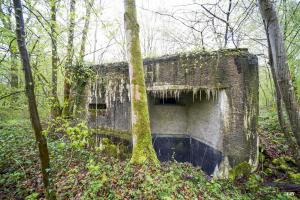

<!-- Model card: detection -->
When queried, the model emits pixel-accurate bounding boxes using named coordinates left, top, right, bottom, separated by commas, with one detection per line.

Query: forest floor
left=0, top=109, right=300, bottom=199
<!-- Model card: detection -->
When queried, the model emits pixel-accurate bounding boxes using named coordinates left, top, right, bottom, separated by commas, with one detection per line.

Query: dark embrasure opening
left=89, top=103, right=107, bottom=110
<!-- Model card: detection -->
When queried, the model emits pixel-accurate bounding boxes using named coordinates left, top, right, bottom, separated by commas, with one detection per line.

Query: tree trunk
left=50, top=0, right=61, bottom=118
left=0, top=0, right=19, bottom=94
left=258, top=0, right=300, bottom=161
left=78, top=0, right=94, bottom=64
left=224, top=0, right=232, bottom=48
left=8, top=0, right=18, bottom=90
left=265, top=26, right=300, bottom=167
left=123, top=0, right=159, bottom=165
left=13, top=0, right=56, bottom=199
left=263, top=182, right=300, bottom=193
left=63, top=0, right=76, bottom=117
left=73, top=0, right=94, bottom=119
left=10, top=54, right=18, bottom=89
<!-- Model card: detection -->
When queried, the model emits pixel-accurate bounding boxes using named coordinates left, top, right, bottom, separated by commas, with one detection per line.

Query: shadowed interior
left=149, top=91, right=224, bottom=174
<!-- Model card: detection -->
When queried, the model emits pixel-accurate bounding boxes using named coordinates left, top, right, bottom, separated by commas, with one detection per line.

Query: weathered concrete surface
left=149, top=103, right=187, bottom=136
left=186, top=92, right=223, bottom=152
left=88, top=49, right=259, bottom=176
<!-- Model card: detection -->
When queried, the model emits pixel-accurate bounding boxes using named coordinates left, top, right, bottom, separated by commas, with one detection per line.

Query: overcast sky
left=66, top=0, right=280, bottom=64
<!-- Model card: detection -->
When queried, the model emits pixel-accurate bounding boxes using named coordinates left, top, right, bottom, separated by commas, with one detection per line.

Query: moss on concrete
left=92, top=128, right=132, bottom=141
left=229, top=161, right=252, bottom=180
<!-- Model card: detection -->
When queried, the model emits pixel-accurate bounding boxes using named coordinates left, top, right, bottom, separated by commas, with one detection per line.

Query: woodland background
left=0, top=0, right=300, bottom=199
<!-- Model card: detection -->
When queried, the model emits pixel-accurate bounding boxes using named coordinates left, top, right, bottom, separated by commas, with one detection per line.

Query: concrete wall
left=148, top=95, right=187, bottom=135
left=149, top=104, right=187, bottom=135
left=89, top=97, right=131, bottom=131
left=186, top=93, right=223, bottom=152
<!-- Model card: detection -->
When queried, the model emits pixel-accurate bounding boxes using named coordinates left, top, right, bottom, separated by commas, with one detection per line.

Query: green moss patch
left=92, top=128, right=132, bottom=141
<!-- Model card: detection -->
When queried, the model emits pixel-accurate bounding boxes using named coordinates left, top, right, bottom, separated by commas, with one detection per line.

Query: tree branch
left=0, top=90, right=24, bottom=101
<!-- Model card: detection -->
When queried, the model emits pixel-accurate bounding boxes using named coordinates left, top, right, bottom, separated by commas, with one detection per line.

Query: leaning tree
left=258, top=0, right=300, bottom=165
left=13, top=0, right=56, bottom=198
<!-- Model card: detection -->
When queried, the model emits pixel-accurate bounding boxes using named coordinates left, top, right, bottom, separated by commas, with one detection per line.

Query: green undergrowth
left=258, top=108, right=300, bottom=185
left=0, top=119, right=298, bottom=199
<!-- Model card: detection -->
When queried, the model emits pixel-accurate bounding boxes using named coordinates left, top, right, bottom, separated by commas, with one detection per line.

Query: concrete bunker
left=88, top=49, right=259, bottom=176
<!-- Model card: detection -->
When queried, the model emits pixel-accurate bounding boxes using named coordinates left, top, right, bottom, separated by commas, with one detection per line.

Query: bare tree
left=124, top=0, right=159, bottom=164
left=50, top=0, right=61, bottom=118
left=258, top=0, right=300, bottom=157
left=78, top=0, right=95, bottom=64
left=63, top=0, right=76, bottom=117
left=13, top=0, right=56, bottom=198
left=265, top=23, right=300, bottom=167
left=73, top=0, right=95, bottom=118
left=0, top=0, right=19, bottom=91
left=224, top=0, right=232, bottom=47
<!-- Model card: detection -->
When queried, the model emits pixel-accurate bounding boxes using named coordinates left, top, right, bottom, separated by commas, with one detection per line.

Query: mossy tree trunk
left=13, top=0, right=56, bottom=198
left=258, top=0, right=300, bottom=159
left=123, top=0, right=159, bottom=165
left=63, top=0, right=76, bottom=117
left=50, top=0, right=62, bottom=118
left=73, top=0, right=95, bottom=119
